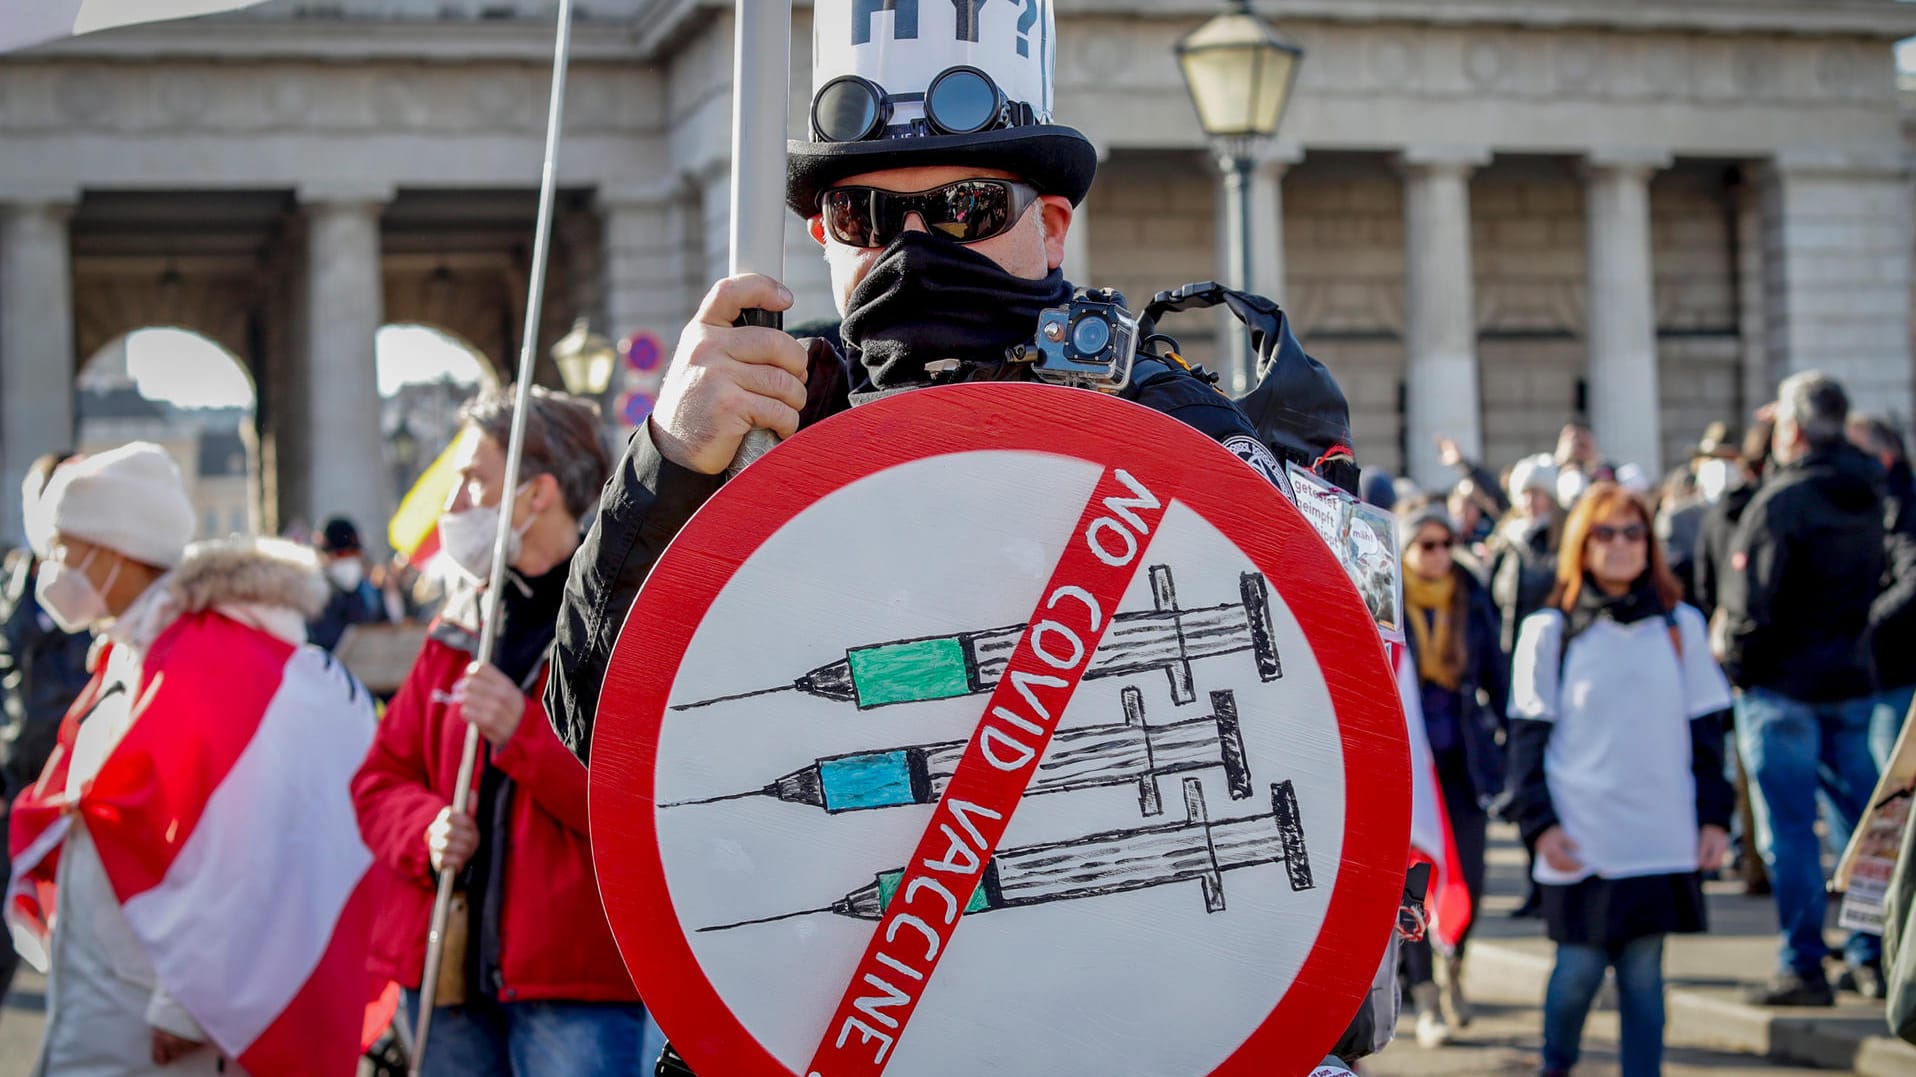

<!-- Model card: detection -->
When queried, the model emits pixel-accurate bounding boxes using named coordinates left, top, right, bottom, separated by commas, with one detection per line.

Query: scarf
left=1404, top=568, right=1464, bottom=691
left=839, top=230, right=1072, bottom=390
left=1564, top=573, right=1674, bottom=654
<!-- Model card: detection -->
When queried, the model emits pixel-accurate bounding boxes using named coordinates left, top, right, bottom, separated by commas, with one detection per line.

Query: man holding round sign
left=550, top=3, right=1406, bottom=1074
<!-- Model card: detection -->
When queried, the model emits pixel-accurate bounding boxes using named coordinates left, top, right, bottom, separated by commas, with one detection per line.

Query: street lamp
left=390, top=414, right=420, bottom=501
left=550, top=317, right=618, bottom=397
left=1176, top=0, right=1303, bottom=392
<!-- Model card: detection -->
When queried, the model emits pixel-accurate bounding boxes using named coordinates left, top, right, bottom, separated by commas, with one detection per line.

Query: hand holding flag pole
left=408, top=0, right=577, bottom=1071
left=727, top=0, right=794, bottom=475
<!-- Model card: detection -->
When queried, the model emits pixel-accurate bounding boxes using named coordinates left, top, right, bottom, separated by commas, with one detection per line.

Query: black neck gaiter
left=839, top=231, right=1072, bottom=390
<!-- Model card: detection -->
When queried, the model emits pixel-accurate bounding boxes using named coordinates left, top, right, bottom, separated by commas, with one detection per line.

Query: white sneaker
left=1412, top=983, right=1451, bottom=1048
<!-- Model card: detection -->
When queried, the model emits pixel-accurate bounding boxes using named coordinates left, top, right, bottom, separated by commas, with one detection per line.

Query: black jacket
left=307, top=578, right=387, bottom=652
left=1719, top=442, right=1885, bottom=702
left=1487, top=519, right=1558, bottom=659
left=0, top=553, right=94, bottom=800
left=1692, top=481, right=1757, bottom=623
left=1871, top=460, right=1916, bottom=691
left=1403, top=566, right=1509, bottom=805
left=546, top=347, right=1290, bottom=764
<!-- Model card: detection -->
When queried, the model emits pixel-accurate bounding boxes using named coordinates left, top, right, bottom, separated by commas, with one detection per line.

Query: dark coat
left=1692, top=481, right=1757, bottom=623
left=1719, top=442, right=1885, bottom=702
left=0, top=553, right=93, bottom=800
left=1488, top=519, right=1559, bottom=659
left=1871, top=460, right=1916, bottom=691
left=1403, top=566, right=1509, bottom=805
left=307, top=578, right=387, bottom=652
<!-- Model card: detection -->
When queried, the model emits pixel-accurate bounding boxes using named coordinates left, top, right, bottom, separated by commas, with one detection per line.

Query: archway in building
left=76, top=327, right=261, bottom=541
left=376, top=323, right=497, bottom=506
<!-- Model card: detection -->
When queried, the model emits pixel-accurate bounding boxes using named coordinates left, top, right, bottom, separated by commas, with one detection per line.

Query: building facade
left=2, top=0, right=1913, bottom=545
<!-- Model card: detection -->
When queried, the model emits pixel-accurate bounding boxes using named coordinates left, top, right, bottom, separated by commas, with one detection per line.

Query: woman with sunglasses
left=1507, top=483, right=1735, bottom=1077
left=1395, top=498, right=1507, bottom=1048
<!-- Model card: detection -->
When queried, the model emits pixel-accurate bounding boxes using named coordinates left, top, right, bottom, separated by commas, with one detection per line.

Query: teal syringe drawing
left=701, top=778, right=1313, bottom=931
left=678, top=565, right=1281, bottom=712
left=665, top=687, right=1253, bottom=817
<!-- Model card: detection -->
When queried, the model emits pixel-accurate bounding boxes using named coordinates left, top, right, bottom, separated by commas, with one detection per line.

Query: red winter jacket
left=351, top=619, right=637, bottom=1004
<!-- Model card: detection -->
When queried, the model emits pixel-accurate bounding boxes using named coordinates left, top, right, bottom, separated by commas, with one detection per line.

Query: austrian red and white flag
left=1398, top=650, right=1473, bottom=952
left=1, top=0, right=271, bottom=54
left=6, top=613, right=384, bottom=1076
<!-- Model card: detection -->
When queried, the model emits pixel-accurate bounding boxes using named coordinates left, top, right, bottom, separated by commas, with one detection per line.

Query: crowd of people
left=1, top=4, right=1912, bottom=1074
left=1383, top=370, right=1913, bottom=1074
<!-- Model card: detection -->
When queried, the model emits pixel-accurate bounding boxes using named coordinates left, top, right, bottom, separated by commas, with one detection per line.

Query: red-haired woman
left=1506, top=482, right=1735, bottom=1077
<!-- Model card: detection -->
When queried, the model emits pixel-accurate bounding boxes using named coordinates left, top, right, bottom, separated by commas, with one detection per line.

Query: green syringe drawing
left=701, top=778, right=1313, bottom=931
left=665, top=687, right=1252, bottom=817
left=678, top=565, right=1281, bottom=712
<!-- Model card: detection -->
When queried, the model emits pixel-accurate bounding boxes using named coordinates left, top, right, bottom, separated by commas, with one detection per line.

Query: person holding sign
left=549, top=1, right=1346, bottom=766
left=548, top=3, right=1380, bottom=1073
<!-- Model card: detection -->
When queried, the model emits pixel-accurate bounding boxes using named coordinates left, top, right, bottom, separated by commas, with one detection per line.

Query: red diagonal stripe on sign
left=804, top=466, right=1170, bottom=1077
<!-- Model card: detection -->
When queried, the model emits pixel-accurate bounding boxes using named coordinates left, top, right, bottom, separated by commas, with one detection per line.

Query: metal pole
left=726, top=0, right=794, bottom=474
left=409, top=0, right=576, bottom=1071
left=1221, top=151, right=1255, bottom=394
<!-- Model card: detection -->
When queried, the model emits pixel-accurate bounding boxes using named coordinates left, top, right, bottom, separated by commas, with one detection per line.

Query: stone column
left=601, top=185, right=701, bottom=431
left=1399, top=148, right=1489, bottom=492
left=1583, top=152, right=1670, bottom=477
left=300, top=190, right=391, bottom=555
left=1249, top=148, right=1300, bottom=306
left=1759, top=153, right=1914, bottom=420
left=0, top=196, right=76, bottom=547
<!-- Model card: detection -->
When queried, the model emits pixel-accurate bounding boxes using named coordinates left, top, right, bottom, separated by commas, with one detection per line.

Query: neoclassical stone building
left=2, top=0, right=1913, bottom=544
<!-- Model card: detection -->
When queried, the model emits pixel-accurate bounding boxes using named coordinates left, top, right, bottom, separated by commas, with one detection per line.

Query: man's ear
left=1039, top=197, right=1073, bottom=272
left=808, top=216, right=827, bottom=247
left=529, top=471, right=561, bottom=516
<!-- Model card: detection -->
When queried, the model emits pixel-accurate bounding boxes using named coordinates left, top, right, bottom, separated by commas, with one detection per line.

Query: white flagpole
left=727, top=0, right=793, bottom=472
left=409, top=0, right=576, bottom=1070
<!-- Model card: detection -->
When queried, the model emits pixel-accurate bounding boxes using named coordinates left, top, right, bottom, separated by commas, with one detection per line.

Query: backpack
left=1140, top=281, right=1360, bottom=496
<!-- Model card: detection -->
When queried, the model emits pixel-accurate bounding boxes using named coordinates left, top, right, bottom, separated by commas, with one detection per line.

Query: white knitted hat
left=40, top=442, right=196, bottom=569
left=1506, top=453, right=1559, bottom=504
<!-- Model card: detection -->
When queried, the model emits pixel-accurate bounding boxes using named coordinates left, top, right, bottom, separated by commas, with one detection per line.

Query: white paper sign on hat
left=788, top=0, right=1097, bottom=216
left=814, top=0, right=1055, bottom=127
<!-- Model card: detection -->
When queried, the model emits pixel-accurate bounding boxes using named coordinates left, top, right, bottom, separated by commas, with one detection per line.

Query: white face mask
left=1696, top=458, right=1743, bottom=504
left=325, top=557, right=365, bottom=591
left=36, top=548, right=119, bottom=634
left=438, top=482, right=533, bottom=582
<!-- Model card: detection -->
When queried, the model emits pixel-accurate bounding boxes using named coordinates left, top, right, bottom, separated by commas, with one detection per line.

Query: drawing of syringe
left=702, top=778, right=1312, bottom=931
left=679, top=566, right=1281, bottom=712
left=665, top=687, right=1252, bottom=817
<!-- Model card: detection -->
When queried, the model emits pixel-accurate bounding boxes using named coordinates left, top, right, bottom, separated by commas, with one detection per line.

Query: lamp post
left=389, top=413, right=419, bottom=503
left=550, top=316, right=617, bottom=397
left=1176, top=0, right=1303, bottom=393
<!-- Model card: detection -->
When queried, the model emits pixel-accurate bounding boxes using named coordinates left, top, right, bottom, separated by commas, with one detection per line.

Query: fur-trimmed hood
left=112, top=537, right=329, bottom=654
left=166, top=537, right=329, bottom=619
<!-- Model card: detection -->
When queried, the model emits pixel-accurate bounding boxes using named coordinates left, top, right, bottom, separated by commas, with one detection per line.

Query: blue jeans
left=401, top=990, right=666, bottom=1076
left=1543, top=935, right=1665, bottom=1076
left=1735, top=688, right=1883, bottom=974
left=1869, top=684, right=1916, bottom=772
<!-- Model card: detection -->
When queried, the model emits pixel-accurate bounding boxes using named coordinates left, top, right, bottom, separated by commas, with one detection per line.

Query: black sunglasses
left=819, top=179, right=1042, bottom=248
left=1589, top=523, right=1648, bottom=544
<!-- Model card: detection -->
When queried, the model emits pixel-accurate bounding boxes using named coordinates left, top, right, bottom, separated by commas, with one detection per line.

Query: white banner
left=2, top=0, right=270, bottom=54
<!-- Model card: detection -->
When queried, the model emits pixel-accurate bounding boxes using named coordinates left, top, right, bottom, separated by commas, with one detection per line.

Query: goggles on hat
left=820, top=178, right=1042, bottom=248
left=811, top=65, right=1035, bottom=143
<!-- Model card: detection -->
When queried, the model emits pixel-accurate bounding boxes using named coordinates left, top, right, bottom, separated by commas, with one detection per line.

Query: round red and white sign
left=589, top=383, right=1408, bottom=1077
